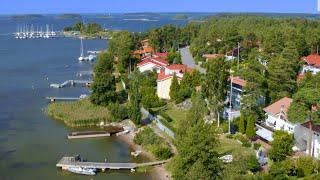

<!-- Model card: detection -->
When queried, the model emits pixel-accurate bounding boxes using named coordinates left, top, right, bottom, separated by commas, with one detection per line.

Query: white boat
left=88, top=54, right=96, bottom=61
left=78, top=37, right=85, bottom=61
left=66, top=166, right=96, bottom=175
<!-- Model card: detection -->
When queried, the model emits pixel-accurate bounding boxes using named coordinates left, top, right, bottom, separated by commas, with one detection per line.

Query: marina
left=14, top=24, right=59, bottom=39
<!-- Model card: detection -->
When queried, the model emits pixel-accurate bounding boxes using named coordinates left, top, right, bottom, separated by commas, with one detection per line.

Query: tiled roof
left=263, top=97, right=293, bottom=117
left=302, top=54, right=320, bottom=68
left=230, top=76, right=247, bottom=87
left=137, top=57, right=168, bottom=68
left=157, top=69, right=182, bottom=82
left=154, top=52, right=168, bottom=58
left=165, top=64, right=193, bottom=73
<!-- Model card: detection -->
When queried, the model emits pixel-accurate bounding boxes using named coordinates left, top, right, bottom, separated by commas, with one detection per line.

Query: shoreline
left=117, top=131, right=172, bottom=180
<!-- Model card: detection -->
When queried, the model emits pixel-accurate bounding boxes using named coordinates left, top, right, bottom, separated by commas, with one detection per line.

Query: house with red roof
left=255, top=97, right=294, bottom=142
left=137, top=56, right=169, bottom=73
left=156, top=64, right=192, bottom=99
left=301, top=54, right=320, bottom=75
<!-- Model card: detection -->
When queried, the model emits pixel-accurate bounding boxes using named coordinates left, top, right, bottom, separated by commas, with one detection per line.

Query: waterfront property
left=156, top=64, right=192, bottom=100
left=137, top=56, right=169, bottom=73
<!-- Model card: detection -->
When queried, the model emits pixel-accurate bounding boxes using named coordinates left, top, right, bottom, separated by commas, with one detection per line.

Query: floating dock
left=46, top=97, right=80, bottom=102
left=76, top=71, right=93, bottom=77
left=56, top=156, right=169, bottom=171
left=50, top=80, right=93, bottom=88
left=68, top=131, right=111, bottom=139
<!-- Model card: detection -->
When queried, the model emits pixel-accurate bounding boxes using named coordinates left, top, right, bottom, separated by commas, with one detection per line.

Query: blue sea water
left=0, top=13, right=204, bottom=179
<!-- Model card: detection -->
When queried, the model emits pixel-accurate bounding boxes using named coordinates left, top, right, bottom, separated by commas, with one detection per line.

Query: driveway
left=180, top=46, right=206, bottom=73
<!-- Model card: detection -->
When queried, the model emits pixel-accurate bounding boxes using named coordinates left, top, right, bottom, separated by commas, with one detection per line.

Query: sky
left=0, top=0, right=318, bottom=15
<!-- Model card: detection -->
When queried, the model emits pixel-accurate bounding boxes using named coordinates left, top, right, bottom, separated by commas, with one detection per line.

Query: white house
left=301, top=54, right=320, bottom=75
left=223, top=76, right=247, bottom=120
left=294, top=121, right=320, bottom=159
left=137, top=56, right=169, bottom=73
left=256, top=97, right=294, bottom=142
left=156, top=64, right=191, bottom=100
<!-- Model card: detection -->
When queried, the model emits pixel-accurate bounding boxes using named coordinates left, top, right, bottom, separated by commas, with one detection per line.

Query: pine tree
left=239, top=114, right=245, bottom=134
left=169, top=74, right=180, bottom=102
left=128, top=70, right=142, bottom=125
left=246, top=115, right=255, bottom=138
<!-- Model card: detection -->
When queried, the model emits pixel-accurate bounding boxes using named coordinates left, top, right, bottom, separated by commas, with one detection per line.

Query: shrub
left=159, top=111, right=173, bottom=122
left=151, top=145, right=172, bottom=160
left=133, top=127, right=172, bottom=160
left=107, top=102, right=128, bottom=122
left=253, top=143, right=261, bottom=150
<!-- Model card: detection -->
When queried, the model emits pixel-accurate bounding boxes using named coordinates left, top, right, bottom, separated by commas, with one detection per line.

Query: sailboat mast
left=80, top=37, right=84, bottom=57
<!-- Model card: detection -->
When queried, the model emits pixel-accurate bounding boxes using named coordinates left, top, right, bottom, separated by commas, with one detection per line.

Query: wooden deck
left=68, top=131, right=110, bottom=139
left=56, top=156, right=169, bottom=170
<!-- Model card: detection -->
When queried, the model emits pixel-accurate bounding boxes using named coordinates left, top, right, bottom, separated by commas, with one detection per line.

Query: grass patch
left=46, top=99, right=109, bottom=127
left=216, top=135, right=255, bottom=156
left=163, top=108, right=188, bottom=131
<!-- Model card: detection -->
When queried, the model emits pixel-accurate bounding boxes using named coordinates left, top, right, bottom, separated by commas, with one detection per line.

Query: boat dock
left=46, top=94, right=87, bottom=102
left=76, top=71, right=93, bottom=77
left=50, top=80, right=93, bottom=88
left=56, top=156, right=169, bottom=171
left=68, top=131, right=110, bottom=139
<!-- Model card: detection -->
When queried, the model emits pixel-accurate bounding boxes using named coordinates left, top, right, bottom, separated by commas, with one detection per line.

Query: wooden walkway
left=46, top=97, right=80, bottom=102
left=68, top=131, right=110, bottom=139
left=50, top=80, right=93, bottom=88
left=56, top=156, right=169, bottom=170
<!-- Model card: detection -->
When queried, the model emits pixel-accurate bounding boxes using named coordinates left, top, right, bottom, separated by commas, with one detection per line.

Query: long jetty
left=68, top=131, right=111, bottom=139
left=50, top=80, right=93, bottom=88
left=46, top=97, right=80, bottom=102
left=56, top=156, right=170, bottom=171
left=76, top=71, right=93, bottom=77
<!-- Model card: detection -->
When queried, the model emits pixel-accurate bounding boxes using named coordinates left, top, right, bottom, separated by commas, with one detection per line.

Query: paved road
left=180, top=46, right=206, bottom=73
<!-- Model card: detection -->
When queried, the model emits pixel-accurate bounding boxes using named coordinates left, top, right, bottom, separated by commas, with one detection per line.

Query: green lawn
left=216, top=136, right=255, bottom=156
left=164, top=108, right=188, bottom=130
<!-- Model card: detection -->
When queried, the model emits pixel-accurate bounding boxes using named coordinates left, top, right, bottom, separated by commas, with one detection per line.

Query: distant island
left=11, top=14, right=44, bottom=20
left=56, top=13, right=81, bottom=19
left=173, top=14, right=189, bottom=20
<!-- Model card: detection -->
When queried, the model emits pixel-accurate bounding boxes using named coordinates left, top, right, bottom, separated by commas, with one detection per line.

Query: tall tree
left=203, top=58, right=229, bottom=127
left=90, top=52, right=117, bottom=106
left=240, top=50, right=266, bottom=116
left=269, top=130, right=294, bottom=162
left=169, top=74, right=181, bottom=102
left=128, top=70, right=142, bottom=125
left=239, top=114, right=245, bottom=134
left=245, top=115, right=255, bottom=138
left=172, top=94, right=223, bottom=179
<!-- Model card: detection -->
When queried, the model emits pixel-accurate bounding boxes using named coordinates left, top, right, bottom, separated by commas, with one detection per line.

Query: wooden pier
left=76, top=71, right=93, bottom=77
left=50, top=80, right=93, bottom=88
left=56, top=156, right=169, bottom=171
left=46, top=97, right=80, bottom=102
left=68, top=131, right=110, bottom=139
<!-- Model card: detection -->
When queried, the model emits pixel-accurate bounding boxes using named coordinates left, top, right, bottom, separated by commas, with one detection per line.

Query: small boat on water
left=78, top=37, right=85, bottom=61
left=66, top=166, right=96, bottom=175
